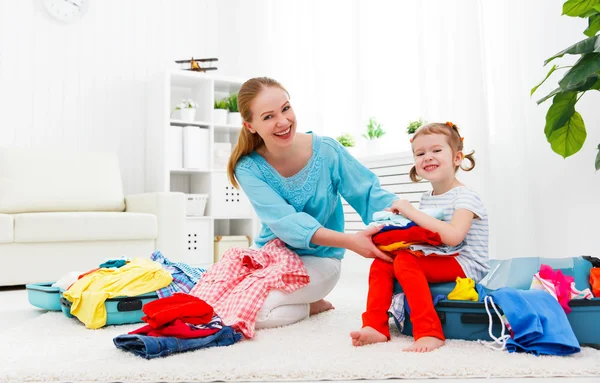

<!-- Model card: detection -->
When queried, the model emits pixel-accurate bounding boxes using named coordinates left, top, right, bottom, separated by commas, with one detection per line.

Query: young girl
left=350, top=122, right=489, bottom=352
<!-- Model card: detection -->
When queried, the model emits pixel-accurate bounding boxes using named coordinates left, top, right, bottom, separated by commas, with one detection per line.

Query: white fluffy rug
left=3, top=264, right=600, bottom=382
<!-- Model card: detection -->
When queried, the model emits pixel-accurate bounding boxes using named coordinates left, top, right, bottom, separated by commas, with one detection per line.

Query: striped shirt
left=415, top=186, right=489, bottom=282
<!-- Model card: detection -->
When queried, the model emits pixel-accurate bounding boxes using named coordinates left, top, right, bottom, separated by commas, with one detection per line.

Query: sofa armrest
left=125, top=192, right=185, bottom=260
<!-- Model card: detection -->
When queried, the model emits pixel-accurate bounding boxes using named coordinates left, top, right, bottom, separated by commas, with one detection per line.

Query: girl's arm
left=390, top=199, right=474, bottom=246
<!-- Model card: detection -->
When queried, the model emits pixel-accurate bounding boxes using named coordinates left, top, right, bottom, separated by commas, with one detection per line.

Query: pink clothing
left=530, top=264, right=593, bottom=313
left=189, top=239, right=310, bottom=338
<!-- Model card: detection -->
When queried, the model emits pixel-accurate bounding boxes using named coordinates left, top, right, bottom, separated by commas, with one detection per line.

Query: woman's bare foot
left=309, top=299, right=334, bottom=315
left=349, top=326, right=388, bottom=347
left=403, top=336, right=445, bottom=352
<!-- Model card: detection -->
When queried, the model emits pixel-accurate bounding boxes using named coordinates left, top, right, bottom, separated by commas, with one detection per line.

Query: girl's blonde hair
left=409, top=122, right=476, bottom=182
left=227, top=77, right=290, bottom=188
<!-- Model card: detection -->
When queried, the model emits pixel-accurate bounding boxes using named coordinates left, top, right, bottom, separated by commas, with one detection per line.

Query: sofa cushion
left=0, top=214, right=13, bottom=243
left=14, top=212, right=157, bottom=243
left=0, top=148, right=125, bottom=214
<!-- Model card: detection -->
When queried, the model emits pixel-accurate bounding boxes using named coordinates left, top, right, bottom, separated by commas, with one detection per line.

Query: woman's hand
left=350, top=225, right=393, bottom=262
left=386, top=199, right=415, bottom=217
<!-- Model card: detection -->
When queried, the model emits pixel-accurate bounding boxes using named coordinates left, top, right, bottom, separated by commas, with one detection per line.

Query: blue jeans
left=113, top=326, right=242, bottom=359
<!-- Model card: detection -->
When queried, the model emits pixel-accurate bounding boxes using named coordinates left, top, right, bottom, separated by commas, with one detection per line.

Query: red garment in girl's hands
left=371, top=226, right=443, bottom=247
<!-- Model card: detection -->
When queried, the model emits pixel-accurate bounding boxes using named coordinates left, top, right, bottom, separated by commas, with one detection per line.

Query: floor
left=2, top=254, right=597, bottom=383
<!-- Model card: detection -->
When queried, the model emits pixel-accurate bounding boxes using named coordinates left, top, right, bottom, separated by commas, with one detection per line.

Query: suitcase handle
left=60, top=296, right=72, bottom=308
left=461, top=313, right=502, bottom=325
left=117, top=299, right=144, bottom=312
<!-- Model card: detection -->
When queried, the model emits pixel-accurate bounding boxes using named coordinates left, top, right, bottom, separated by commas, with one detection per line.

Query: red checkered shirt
left=188, top=239, right=310, bottom=338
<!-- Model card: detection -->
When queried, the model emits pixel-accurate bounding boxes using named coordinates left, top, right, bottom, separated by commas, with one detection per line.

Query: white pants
left=255, top=256, right=342, bottom=329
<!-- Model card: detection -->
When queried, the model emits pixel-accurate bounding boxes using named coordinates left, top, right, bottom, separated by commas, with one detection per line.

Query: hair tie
left=461, top=137, right=464, bottom=142
left=409, top=137, right=413, bottom=143
left=446, top=121, right=454, bottom=128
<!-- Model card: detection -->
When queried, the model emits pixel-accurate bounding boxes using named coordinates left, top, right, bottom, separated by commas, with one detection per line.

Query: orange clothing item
left=362, top=251, right=465, bottom=340
left=591, top=268, right=600, bottom=297
left=372, top=226, right=444, bottom=247
left=377, top=241, right=418, bottom=251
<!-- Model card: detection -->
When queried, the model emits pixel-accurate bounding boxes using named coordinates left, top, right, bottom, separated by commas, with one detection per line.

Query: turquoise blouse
left=234, top=133, right=397, bottom=259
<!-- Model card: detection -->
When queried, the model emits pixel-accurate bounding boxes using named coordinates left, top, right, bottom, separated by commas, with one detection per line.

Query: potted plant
left=176, top=99, right=197, bottom=122
left=531, top=0, right=600, bottom=171
left=362, top=117, right=385, bottom=154
left=227, top=92, right=242, bottom=126
left=406, top=117, right=426, bottom=135
left=336, top=132, right=356, bottom=148
left=213, top=98, right=229, bottom=125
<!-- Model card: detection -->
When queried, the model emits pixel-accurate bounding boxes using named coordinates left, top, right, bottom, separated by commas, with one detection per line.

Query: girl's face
left=412, top=133, right=463, bottom=183
left=244, top=86, right=296, bottom=152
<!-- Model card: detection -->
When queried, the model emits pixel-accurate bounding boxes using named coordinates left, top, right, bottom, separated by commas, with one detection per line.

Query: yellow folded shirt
left=63, top=258, right=172, bottom=329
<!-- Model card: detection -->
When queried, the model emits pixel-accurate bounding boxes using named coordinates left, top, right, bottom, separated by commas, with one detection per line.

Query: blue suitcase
left=395, top=256, right=600, bottom=348
left=27, top=281, right=160, bottom=327
left=59, top=289, right=159, bottom=326
left=26, top=282, right=62, bottom=311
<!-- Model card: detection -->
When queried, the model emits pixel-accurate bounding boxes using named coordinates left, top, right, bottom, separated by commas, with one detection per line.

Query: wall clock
left=43, top=0, right=90, bottom=24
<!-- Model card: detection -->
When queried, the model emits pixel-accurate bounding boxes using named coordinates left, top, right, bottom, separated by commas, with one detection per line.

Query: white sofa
left=0, top=148, right=184, bottom=286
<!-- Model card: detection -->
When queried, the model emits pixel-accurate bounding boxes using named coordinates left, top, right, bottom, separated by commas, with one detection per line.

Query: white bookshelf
left=146, top=70, right=257, bottom=269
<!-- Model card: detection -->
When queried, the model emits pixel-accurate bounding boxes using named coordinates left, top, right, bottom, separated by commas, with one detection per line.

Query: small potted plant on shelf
left=406, top=117, right=426, bottom=136
left=227, top=92, right=242, bottom=126
left=362, top=117, right=385, bottom=154
left=176, top=99, right=198, bottom=122
left=213, top=98, right=229, bottom=125
left=336, top=132, right=357, bottom=155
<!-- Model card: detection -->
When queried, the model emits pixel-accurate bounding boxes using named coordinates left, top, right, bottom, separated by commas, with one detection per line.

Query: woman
left=227, top=77, right=397, bottom=329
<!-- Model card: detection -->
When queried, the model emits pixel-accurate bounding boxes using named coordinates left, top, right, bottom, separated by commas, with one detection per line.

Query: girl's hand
left=350, top=225, right=393, bottom=262
left=386, top=199, right=415, bottom=217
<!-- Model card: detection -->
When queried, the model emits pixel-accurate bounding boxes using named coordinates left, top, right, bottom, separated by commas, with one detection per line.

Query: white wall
left=0, top=0, right=219, bottom=195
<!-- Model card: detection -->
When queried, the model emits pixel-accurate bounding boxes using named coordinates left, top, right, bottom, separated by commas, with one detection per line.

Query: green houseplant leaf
left=531, top=65, right=559, bottom=96
left=584, top=13, right=600, bottom=36
left=544, top=92, right=577, bottom=139
left=544, top=35, right=600, bottom=65
left=558, top=53, right=600, bottom=89
left=537, top=74, right=600, bottom=104
left=548, top=111, right=587, bottom=157
left=563, top=0, right=600, bottom=17
left=596, top=144, right=600, bottom=170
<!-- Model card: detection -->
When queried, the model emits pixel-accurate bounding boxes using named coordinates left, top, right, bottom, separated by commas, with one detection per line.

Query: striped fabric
left=413, top=186, right=489, bottom=282
left=150, top=250, right=206, bottom=298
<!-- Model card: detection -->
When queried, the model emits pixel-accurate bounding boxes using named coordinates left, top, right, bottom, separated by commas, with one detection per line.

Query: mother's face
left=243, top=86, right=297, bottom=151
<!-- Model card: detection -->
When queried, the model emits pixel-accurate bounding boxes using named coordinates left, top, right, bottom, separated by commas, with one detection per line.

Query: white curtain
left=216, top=0, right=600, bottom=260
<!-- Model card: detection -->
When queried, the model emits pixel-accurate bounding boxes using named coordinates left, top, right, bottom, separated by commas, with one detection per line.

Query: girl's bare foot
left=403, top=336, right=445, bottom=352
left=349, top=326, right=388, bottom=347
left=309, top=299, right=334, bottom=315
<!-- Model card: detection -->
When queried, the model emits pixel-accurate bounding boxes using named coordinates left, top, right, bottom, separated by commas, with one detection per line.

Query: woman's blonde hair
left=227, top=77, right=290, bottom=188
left=409, top=122, right=476, bottom=182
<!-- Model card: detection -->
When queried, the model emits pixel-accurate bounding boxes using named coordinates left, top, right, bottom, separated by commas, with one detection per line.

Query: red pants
left=362, top=251, right=466, bottom=340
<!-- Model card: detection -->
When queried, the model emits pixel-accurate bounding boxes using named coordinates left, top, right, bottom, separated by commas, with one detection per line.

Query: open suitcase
left=26, top=282, right=159, bottom=326
left=58, top=289, right=159, bottom=326
left=394, top=256, right=600, bottom=348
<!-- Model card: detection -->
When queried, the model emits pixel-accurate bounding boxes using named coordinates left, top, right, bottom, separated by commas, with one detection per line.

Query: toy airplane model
left=175, top=57, right=218, bottom=72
